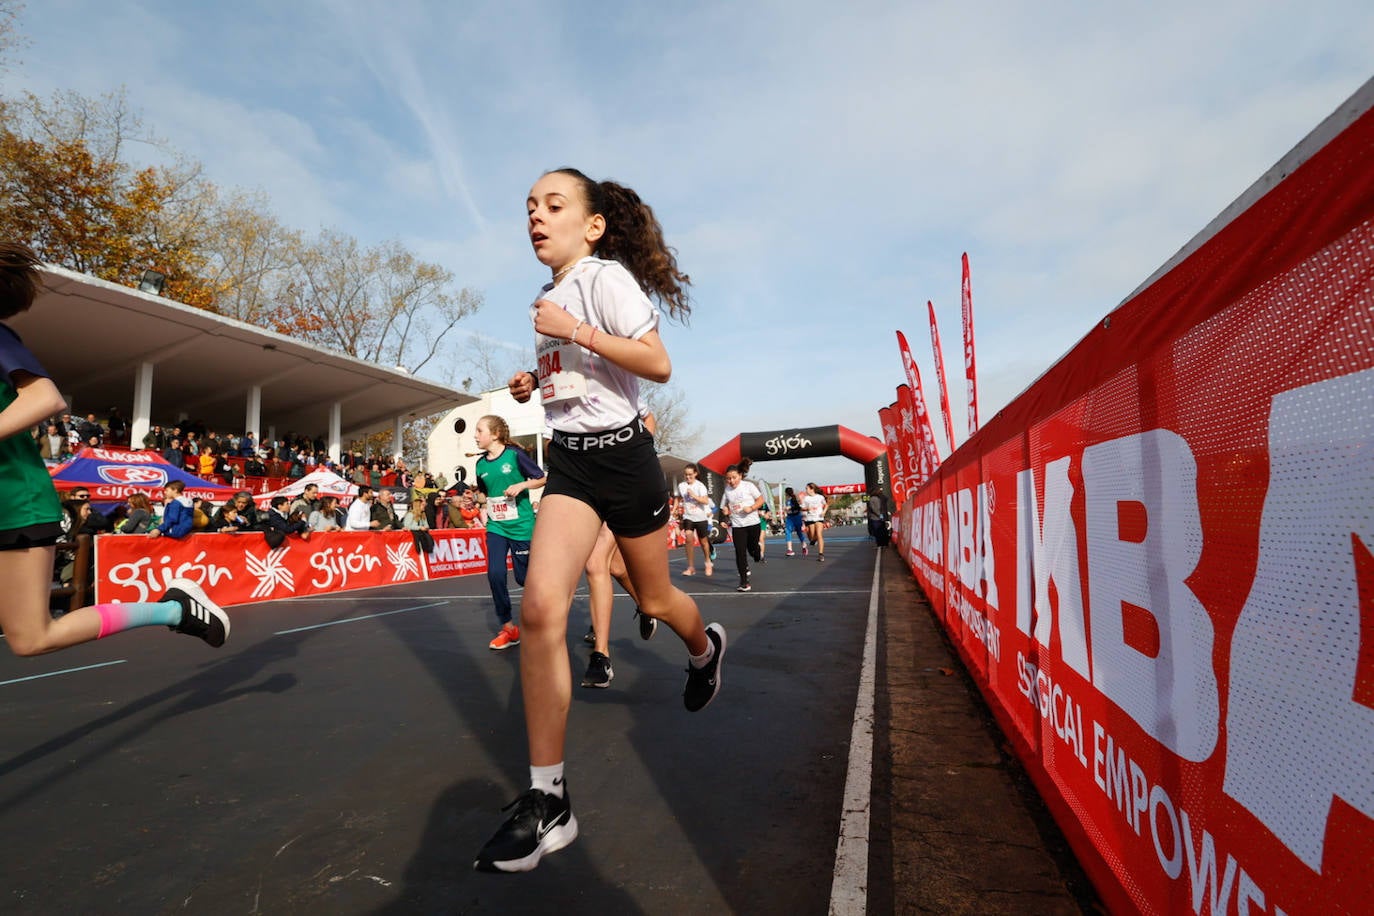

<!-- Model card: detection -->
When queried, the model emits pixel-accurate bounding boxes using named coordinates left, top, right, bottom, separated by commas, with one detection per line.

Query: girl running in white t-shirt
left=475, top=169, right=726, bottom=874
left=676, top=462, right=714, bottom=576
left=802, top=481, right=829, bottom=561
left=722, top=460, right=765, bottom=591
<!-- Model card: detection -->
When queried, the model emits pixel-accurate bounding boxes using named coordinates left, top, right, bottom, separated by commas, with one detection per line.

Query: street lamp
left=137, top=269, right=166, bottom=295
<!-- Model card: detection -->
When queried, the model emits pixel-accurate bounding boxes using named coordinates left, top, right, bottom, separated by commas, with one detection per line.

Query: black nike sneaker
left=683, top=622, right=727, bottom=712
left=474, top=784, right=578, bottom=873
left=581, top=651, right=613, bottom=688
left=634, top=606, right=657, bottom=640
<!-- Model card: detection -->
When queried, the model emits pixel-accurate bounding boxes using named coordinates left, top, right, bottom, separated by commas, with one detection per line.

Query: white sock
left=531, top=762, right=565, bottom=798
left=689, top=638, right=715, bottom=670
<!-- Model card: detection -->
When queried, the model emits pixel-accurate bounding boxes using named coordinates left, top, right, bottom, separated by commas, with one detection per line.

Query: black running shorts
left=0, top=521, right=65, bottom=551
left=544, top=422, right=669, bottom=538
left=682, top=517, right=710, bottom=541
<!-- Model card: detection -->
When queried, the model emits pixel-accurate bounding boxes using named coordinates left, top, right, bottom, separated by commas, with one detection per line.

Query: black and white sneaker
left=582, top=626, right=596, bottom=646
left=162, top=577, right=230, bottom=648
left=634, top=606, right=657, bottom=641
left=683, top=623, right=727, bottom=712
left=736, top=584, right=751, bottom=592
left=474, top=785, right=578, bottom=872
left=581, top=651, right=613, bottom=688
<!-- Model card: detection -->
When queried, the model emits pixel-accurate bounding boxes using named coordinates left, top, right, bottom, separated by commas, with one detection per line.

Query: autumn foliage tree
left=0, top=89, right=220, bottom=307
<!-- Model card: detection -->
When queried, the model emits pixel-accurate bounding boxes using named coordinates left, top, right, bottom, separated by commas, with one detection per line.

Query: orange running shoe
left=489, top=623, right=521, bottom=650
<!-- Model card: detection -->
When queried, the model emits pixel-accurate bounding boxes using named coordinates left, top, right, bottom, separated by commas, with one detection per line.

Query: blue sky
left=8, top=0, right=1373, bottom=486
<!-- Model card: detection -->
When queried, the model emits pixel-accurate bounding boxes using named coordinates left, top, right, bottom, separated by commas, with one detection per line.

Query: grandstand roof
left=10, top=265, right=474, bottom=440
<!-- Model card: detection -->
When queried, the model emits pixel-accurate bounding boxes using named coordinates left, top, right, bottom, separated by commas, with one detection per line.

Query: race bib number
left=487, top=497, right=519, bottom=522
left=538, top=341, right=588, bottom=403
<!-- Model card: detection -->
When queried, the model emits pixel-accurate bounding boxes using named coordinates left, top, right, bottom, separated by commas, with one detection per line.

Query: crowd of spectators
left=40, top=410, right=549, bottom=602
left=41, top=409, right=510, bottom=538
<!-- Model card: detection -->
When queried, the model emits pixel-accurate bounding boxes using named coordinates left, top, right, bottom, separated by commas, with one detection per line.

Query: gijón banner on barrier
left=95, top=529, right=490, bottom=606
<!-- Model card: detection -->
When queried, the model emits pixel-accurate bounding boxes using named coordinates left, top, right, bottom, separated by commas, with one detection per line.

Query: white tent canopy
left=252, top=468, right=359, bottom=506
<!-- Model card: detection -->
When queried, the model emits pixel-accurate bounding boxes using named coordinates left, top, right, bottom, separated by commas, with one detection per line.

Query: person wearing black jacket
left=261, top=495, right=311, bottom=548
left=228, top=491, right=260, bottom=528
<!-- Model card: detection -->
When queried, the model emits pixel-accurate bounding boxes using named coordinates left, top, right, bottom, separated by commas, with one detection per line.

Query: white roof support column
left=329, top=402, right=342, bottom=464
left=394, top=415, right=405, bottom=461
left=245, top=385, right=262, bottom=442
left=130, top=361, right=154, bottom=448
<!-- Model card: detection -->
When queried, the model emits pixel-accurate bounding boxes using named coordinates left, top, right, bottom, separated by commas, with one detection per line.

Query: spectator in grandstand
left=240, top=431, right=257, bottom=457
left=346, top=485, right=375, bottom=530
left=119, top=492, right=154, bottom=534
left=215, top=451, right=236, bottom=485
left=262, top=495, right=311, bottom=542
left=243, top=450, right=266, bottom=478
left=148, top=480, right=194, bottom=539
left=370, top=488, right=405, bottom=530
left=106, top=407, right=128, bottom=447
left=290, top=483, right=320, bottom=519
left=402, top=496, right=430, bottom=531
left=309, top=495, right=344, bottom=532
left=265, top=451, right=287, bottom=479
left=162, top=437, right=185, bottom=471
left=196, top=445, right=216, bottom=479
left=37, top=422, right=67, bottom=461
left=410, top=471, right=439, bottom=516
left=211, top=501, right=250, bottom=534
left=76, top=412, right=103, bottom=445
left=66, top=486, right=112, bottom=534
left=190, top=497, right=212, bottom=531
left=462, top=489, right=486, bottom=528
left=61, top=497, right=109, bottom=538
left=425, top=490, right=445, bottom=529
left=228, top=490, right=261, bottom=528
left=141, top=424, right=165, bottom=450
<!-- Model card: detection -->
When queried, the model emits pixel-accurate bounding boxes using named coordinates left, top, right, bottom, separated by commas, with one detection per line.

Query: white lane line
left=828, top=551, right=879, bottom=915
left=0, top=659, right=127, bottom=687
left=273, top=601, right=450, bottom=636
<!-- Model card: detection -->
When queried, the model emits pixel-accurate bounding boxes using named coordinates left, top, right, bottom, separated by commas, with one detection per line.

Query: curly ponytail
left=550, top=168, right=692, bottom=322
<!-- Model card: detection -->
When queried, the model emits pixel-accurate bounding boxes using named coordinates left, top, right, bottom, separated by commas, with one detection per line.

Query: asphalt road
left=1, top=531, right=882, bottom=915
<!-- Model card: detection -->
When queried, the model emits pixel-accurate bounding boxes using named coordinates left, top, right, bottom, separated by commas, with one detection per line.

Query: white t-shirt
left=802, top=493, right=827, bottom=523
left=533, top=257, right=660, bottom=434
left=678, top=479, right=710, bottom=522
left=345, top=498, right=373, bottom=530
left=723, top=480, right=763, bottom=528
